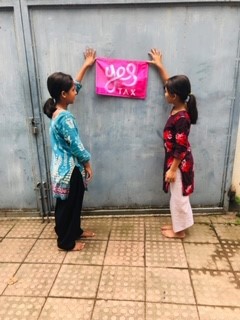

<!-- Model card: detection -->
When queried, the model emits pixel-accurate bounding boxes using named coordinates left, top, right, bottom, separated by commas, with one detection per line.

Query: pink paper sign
left=96, top=57, right=149, bottom=99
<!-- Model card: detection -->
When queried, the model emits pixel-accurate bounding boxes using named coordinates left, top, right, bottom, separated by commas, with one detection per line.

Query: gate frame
left=18, top=0, right=240, bottom=213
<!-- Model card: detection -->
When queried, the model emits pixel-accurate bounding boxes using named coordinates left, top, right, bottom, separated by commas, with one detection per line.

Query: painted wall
left=0, top=0, right=240, bottom=212
left=36, top=3, right=240, bottom=209
left=0, top=5, right=38, bottom=209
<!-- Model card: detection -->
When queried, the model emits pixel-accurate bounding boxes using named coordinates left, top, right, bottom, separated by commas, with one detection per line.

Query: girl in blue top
left=43, top=48, right=96, bottom=251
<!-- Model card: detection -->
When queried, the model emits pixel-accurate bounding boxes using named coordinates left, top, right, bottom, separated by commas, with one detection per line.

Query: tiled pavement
left=0, top=213, right=240, bottom=319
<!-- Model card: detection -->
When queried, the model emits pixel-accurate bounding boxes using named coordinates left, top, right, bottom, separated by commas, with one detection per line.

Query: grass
left=235, top=196, right=240, bottom=205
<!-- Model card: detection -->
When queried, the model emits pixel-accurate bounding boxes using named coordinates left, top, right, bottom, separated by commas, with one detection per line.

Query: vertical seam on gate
left=18, top=0, right=52, bottom=216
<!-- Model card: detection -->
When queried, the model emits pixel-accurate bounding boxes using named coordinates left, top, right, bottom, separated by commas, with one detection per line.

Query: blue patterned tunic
left=49, top=87, right=91, bottom=199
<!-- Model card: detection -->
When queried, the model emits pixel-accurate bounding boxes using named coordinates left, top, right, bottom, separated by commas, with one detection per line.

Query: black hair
left=164, top=75, right=198, bottom=124
left=43, top=72, right=74, bottom=119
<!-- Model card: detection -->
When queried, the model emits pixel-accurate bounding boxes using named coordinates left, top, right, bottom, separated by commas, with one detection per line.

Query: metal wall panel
left=1, top=0, right=240, bottom=211
left=27, top=3, right=239, bottom=209
left=0, top=3, right=38, bottom=209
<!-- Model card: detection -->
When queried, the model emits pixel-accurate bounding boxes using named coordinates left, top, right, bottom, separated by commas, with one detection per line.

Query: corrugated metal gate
left=0, top=0, right=240, bottom=215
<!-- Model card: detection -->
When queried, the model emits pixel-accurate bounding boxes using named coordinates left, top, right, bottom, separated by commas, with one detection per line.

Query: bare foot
left=161, top=229, right=185, bottom=239
left=58, top=242, right=85, bottom=251
left=81, top=230, right=95, bottom=238
left=72, top=242, right=85, bottom=251
left=161, top=225, right=173, bottom=231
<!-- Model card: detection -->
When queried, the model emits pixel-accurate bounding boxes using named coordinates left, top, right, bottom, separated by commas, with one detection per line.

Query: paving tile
left=25, top=239, right=66, bottom=264
left=210, top=213, right=238, bottom=224
left=191, top=270, right=240, bottom=306
left=92, top=300, right=145, bottom=320
left=110, top=218, right=144, bottom=241
left=6, top=220, right=45, bottom=238
left=221, top=240, right=240, bottom=271
left=0, top=263, right=20, bottom=294
left=39, top=221, right=56, bottom=239
left=0, top=220, right=16, bottom=237
left=184, top=243, right=231, bottom=270
left=3, top=263, right=60, bottom=297
left=98, top=266, right=145, bottom=301
left=193, top=215, right=211, bottom=223
left=64, top=240, right=107, bottom=265
left=104, top=240, right=144, bottom=266
left=198, top=306, right=240, bottom=320
left=146, top=267, right=195, bottom=304
left=146, top=241, right=187, bottom=268
left=39, top=297, right=94, bottom=320
left=213, top=225, right=240, bottom=241
left=81, top=217, right=112, bottom=240
left=0, top=238, right=36, bottom=262
left=144, top=216, right=172, bottom=226
left=50, top=265, right=101, bottom=298
left=2, top=214, right=240, bottom=319
left=146, top=303, right=199, bottom=320
left=183, top=224, right=218, bottom=243
left=145, top=219, right=181, bottom=242
left=0, top=296, right=45, bottom=320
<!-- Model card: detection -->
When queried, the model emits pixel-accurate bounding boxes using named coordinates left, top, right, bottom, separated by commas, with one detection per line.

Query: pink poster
left=96, top=57, right=149, bottom=99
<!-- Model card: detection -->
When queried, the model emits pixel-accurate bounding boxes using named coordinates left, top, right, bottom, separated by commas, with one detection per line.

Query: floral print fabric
left=163, top=110, right=194, bottom=196
left=49, top=110, right=91, bottom=200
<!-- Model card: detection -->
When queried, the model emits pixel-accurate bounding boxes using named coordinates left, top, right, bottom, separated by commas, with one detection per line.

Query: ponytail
left=43, top=98, right=57, bottom=119
left=187, top=94, right=198, bottom=125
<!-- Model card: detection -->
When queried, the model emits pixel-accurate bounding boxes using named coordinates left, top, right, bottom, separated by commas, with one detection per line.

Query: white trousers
left=170, top=169, right=194, bottom=233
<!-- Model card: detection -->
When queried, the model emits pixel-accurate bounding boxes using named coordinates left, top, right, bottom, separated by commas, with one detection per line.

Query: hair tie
left=185, top=93, right=193, bottom=103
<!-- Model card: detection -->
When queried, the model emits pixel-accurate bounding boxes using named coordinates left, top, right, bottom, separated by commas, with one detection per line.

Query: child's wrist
left=156, top=63, right=163, bottom=69
left=82, top=62, right=90, bottom=68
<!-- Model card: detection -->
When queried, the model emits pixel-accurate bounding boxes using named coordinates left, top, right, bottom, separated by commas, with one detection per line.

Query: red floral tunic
left=163, top=110, right=194, bottom=196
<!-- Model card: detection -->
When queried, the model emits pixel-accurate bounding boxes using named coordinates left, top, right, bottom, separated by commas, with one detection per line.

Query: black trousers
left=54, top=167, right=85, bottom=250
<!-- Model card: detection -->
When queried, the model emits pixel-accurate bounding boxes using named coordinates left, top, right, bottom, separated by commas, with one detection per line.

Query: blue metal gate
left=0, top=0, right=240, bottom=214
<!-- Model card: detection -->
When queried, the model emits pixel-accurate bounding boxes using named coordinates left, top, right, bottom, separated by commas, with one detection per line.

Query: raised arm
left=148, top=48, right=170, bottom=84
left=75, top=48, right=96, bottom=83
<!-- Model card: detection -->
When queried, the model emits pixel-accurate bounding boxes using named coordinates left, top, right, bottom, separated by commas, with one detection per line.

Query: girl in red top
left=149, top=48, right=198, bottom=239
